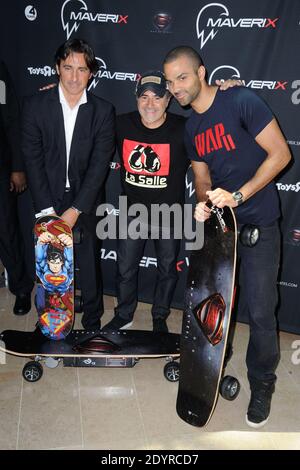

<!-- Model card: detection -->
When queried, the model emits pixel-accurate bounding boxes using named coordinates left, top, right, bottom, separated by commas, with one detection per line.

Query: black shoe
left=13, top=293, right=31, bottom=315
left=246, top=381, right=275, bottom=428
left=153, top=317, right=168, bottom=333
left=102, top=316, right=133, bottom=332
left=81, top=314, right=101, bottom=331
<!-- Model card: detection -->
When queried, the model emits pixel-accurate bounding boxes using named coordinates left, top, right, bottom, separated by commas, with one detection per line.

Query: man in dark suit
left=0, top=60, right=33, bottom=314
left=22, top=38, right=115, bottom=330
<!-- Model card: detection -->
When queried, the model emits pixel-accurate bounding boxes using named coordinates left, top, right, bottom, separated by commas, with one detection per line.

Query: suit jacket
left=21, top=86, right=115, bottom=214
left=0, top=60, right=24, bottom=176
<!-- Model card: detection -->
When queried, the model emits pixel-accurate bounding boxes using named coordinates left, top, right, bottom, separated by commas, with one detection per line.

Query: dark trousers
left=58, top=191, right=103, bottom=328
left=115, top=218, right=181, bottom=321
left=0, top=174, right=33, bottom=296
left=238, top=222, right=281, bottom=386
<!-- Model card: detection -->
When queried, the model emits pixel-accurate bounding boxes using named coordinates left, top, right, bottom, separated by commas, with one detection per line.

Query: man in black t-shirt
left=102, top=71, right=189, bottom=333
left=164, top=46, right=291, bottom=428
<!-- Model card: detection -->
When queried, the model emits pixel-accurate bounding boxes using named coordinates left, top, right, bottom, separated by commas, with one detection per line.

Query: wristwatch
left=71, top=206, right=82, bottom=215
left=232, top=191, right=244, bottom=206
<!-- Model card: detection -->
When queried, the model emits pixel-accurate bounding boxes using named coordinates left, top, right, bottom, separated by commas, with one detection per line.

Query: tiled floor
left=0, top=287, right=299, bottom=450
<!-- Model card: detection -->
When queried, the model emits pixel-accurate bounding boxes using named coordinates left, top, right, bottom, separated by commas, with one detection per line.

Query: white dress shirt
left=58, top=84, right=87, bottom=188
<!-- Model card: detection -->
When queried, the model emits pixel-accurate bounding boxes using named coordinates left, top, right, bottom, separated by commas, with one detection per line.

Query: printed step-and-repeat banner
left=1, top=0, right=299, bottom=333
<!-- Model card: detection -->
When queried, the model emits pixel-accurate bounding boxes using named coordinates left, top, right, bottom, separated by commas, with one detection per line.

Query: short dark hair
left=47, top=246, right=65, bottom=264
left=164, top=45, right=204, bottom=72
left=54, top=38, right=98, bottom=74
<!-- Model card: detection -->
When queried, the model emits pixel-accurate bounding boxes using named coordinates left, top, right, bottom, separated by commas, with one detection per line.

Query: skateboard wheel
left=164, top=361, right=180, bottom=382
left=220, top=375, right=240, bottom=401
left=239, top=224, right=260, bottom=247
left=22, top=361, right=43, bottom=382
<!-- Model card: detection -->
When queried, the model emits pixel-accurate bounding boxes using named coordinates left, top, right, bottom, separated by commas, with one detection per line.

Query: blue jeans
left=115, top=217, right=181, bottom=321
left=238, top=222, right=280, bottom=386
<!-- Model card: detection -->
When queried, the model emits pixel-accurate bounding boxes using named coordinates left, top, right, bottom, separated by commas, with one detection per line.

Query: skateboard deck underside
left=177, top=206, right=236, bottom=427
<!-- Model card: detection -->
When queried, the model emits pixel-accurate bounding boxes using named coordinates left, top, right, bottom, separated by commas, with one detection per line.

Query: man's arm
left=206, top=118, right=291, bottom=209
left=21, top=97, right=55, bottom=214
left=69, top=104, right=115, bottom=214
left=192, top=161, right=213, bottom=221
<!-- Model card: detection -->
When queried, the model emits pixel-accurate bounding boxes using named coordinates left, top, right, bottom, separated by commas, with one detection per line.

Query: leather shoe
left=13, top=293, right=31, bottom=315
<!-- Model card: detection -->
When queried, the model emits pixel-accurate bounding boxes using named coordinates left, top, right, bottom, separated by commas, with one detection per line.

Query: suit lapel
left=69, top=100, right=92, bottom=164
left=50, top=88, right=67, bottom=172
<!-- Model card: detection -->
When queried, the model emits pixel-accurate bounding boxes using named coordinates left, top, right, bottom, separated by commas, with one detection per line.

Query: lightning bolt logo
left=61, top=0, right=88, bottom=39
left=88, top=57, right=107, bottom=91
left=196, top=3, right=229, bottom=49
left=185, top=165, right=195, bottom=199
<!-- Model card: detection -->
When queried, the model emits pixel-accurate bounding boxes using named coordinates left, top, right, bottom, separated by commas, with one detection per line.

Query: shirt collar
left=58, top=84, right=87, bottom=108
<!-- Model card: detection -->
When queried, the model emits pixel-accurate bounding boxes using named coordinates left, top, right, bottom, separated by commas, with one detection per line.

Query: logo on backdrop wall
left=61, top=0, right=128, bottom=39
left=27, top=66, right=56, bottom=76
left=151, top=12, right=173, bottom=33
left=276, top=182, right=300, bottom=193
left=25, top=5, right=37, bottom=21
left=88, top=58, right=140, bottom=90
left=209, top=65, right=288, bottom=91
left=196, top=3, right=279, bottom=49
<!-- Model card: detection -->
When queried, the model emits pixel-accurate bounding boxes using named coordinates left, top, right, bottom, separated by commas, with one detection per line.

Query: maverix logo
left=196, top=3, right=278, bottom=49
left=209, top=65, right=288, bottom=91
left=88, top=58, right=140, bottom=90
left=61, top=0, right=128, bottom=39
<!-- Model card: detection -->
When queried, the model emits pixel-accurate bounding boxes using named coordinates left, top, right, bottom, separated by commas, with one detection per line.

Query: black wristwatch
left=232, top=191, right=244, bottom=206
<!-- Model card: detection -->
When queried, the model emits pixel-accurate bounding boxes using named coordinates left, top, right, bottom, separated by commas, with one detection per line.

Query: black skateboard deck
left=34, top=216, right=74, bottom=340
left=0, top=328, right=180, bottom=380
left=177, top=205, right=237, bottom=427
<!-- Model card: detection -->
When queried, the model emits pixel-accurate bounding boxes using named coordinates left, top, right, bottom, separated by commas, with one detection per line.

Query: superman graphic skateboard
left=176, top=203, right=240, bottom=427
left=34, top=215, right=74, bottom=340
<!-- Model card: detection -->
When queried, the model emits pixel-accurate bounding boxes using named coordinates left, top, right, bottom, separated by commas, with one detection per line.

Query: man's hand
left=38, top=231, right=55, bottom=244
left=194, top=201, right=211, bottom=222
left=57, top=233, right=73, bottom=247
left=215, top=78, right=243, bottom=90
left=10, top=172, right=27, bottom=193
left=206, top=188, right=238, bottom=208
left=61, top=208, right=80, bottom=229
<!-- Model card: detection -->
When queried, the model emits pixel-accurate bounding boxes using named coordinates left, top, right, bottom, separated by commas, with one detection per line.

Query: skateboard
left=0, top=328, right=180, bottom=382
left=34, top=215, right=74, bottom=340
left=176, top=203, right=239, bottom=427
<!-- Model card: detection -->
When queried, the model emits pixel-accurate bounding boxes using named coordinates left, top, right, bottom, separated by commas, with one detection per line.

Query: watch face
left=233, top=191, right=243, bottom=201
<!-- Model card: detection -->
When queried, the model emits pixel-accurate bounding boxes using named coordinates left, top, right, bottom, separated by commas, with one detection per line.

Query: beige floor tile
left=147, top=431, right=277, bottom=450
left=132, top=358, right=190, bottom=440
left=18, top=366, right=82, bottom=449
left=0, top=366, right=22, bottom=449
left=78, top=367, right=146, bottom=449
left=270, top=432, right=300, bottom=450
left=280, top=350, right=300, bottom=387
left=84, top=437, right=147, bottom=450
